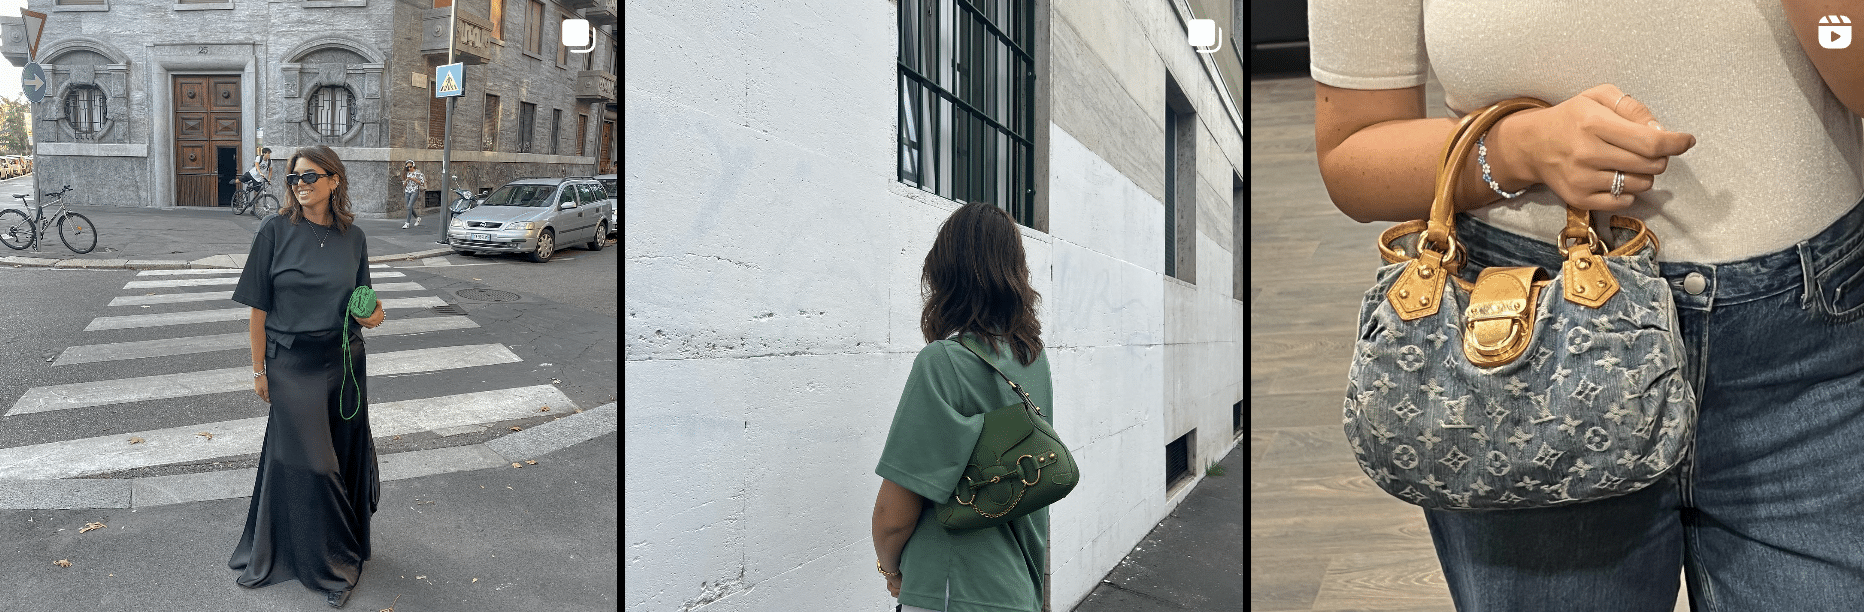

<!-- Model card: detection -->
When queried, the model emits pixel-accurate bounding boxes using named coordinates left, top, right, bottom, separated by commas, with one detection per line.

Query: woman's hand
left=354, top=300, right=384, bottom=329
left=886, top=573, right=901, bottom=598
left=253, top=373, right=269, bottom=403
left=1488, top=84, right=1697, bottom=212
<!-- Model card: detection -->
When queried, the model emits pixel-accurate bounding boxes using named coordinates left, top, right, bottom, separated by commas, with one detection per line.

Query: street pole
left=436, top=0, right=457, bottom=244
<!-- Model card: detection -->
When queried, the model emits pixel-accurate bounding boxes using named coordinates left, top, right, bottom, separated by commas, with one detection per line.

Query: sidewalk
left=1069, top=439, right=1243, bottom=611
left=0, top=202, right=458, bottom=270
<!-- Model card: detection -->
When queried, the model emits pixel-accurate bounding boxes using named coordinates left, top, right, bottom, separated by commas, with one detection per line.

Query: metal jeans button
left=1683, top=272, right=1707, bottom=295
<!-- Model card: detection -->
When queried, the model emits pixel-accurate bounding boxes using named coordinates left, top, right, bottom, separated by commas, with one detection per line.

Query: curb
left=0, top=401, right=619, bottom=511
left=0, top=248, right=457, bottom=271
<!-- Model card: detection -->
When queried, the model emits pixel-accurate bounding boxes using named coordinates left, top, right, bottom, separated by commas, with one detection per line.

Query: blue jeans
left=403, top=190, right=422, bottom=224
left=1428, top=197, right=1864, bottom=611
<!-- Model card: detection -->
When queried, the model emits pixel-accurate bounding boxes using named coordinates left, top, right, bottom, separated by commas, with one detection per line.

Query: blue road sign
left=435, top=63, right=464, bottom=98
left=22, top=63, right=46, bottom=103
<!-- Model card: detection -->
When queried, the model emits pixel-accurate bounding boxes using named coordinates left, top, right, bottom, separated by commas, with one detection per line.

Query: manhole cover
left=456, top=288, right=521, bottom=302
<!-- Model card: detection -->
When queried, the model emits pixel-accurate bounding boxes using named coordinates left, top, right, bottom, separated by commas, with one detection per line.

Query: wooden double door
left=174, top=76, right=242, bottom=207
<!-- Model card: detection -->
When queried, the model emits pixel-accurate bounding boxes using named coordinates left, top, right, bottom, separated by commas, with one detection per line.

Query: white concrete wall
left=624, top=1, right=1242, bottom=611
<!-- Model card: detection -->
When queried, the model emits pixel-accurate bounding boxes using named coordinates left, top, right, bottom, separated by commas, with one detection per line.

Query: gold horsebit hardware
left=955, top=452, right=1059, bottom=507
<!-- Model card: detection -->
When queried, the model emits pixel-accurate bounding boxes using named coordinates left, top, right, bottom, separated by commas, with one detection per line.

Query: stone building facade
left=1, top=0, right=617, bottom=216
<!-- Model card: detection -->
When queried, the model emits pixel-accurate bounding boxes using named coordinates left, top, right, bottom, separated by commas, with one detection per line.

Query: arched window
left=64, top=85, right=106, bottom=135
left=306, top=85, right=356, bottom=136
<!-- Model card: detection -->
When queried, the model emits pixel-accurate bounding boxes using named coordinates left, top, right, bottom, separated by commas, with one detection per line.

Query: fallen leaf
left=393, top=435, right=401, bottom=440
left=524, top=460, right=536, bottom=465
left=551, top=378, right=561, bottom=384
left=128, top=437, right=144, bottom=444
left=195, top=432, right=213, bottom=440
left=511, top=462, right=522, bottom=468
left=53, top=559, right=70, bottom=567
left=539, top=406, right=550, bottom=412
left=414, top=575, right=426, bottom=580
left=575, top=408, right=583, bottom=414
left=510, top=426, right=521, bottom=431
left=472, top=578, right=478, bottom=583
left=79, top=522, right=105, bottom=534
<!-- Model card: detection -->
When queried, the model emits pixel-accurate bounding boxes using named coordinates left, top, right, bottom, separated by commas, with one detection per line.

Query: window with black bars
left=307, top=86, right=354, bottom=137
left=550, top=109, right=562, bottom=155
left=483, top=94, right=500, bottom=151
left=519, top=102, right=536, bottom=153
left=65, top=86, right=106, bottom=135
left=897, top=0, right=1034, bottom=227
left=1166, top=430, right=1194, bottom=490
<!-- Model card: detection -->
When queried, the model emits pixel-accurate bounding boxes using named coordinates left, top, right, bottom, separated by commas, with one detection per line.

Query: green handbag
left=934, top=335, right=1079, bottom=530
left=338, top=285, right=375, bottom=421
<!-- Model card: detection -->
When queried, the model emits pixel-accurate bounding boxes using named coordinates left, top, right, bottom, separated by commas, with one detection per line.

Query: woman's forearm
left=248, top=308, right=266, bottom=371
left=1317, top=114, right=1533, bottom=223
left=871, top=518, right=914, bottom=573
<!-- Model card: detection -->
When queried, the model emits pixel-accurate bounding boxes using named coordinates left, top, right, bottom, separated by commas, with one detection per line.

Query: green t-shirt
left=876, top=332, right=1053, bottom=612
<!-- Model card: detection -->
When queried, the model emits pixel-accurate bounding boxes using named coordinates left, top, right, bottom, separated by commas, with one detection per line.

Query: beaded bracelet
left=1477, top=132, right=1527, bottom=199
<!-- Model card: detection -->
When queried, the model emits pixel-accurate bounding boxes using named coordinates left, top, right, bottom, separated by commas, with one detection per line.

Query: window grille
left=65, top=86, right=106, bottom=135
left=519, top=102, right=536, bottom=153
left=483, top=94, right=501, bottom=151
left=306, top=85, right=354, bottom=137
left=550, top=108, right=562, bottom=155
left=1166, top=430, right=1194, bottom=490
left=897, top=0, right=1035, bottom=227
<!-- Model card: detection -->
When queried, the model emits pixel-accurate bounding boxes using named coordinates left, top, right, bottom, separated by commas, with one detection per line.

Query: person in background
left=401, top=160, right=426, bottom=229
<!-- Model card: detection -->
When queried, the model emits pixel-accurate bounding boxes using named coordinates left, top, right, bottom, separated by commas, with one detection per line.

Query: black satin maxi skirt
left=228, top=327, right=380, bottom=595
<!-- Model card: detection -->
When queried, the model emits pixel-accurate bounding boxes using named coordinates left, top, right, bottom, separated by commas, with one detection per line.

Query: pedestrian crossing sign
left=435, top=63, right=464, bottom=98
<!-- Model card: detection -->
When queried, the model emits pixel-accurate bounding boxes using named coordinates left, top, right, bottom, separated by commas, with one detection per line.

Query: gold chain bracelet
left=876, top=560, right=900, bottom=578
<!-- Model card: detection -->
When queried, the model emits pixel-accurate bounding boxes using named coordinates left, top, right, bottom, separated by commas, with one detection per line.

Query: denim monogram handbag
left=1343, top=98, right=1697, bottom=511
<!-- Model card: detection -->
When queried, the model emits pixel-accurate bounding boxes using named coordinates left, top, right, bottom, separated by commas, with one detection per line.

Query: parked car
left=0, top=156, right=24, bottom=180
left=593, top=173, right=616, bottom=237
left=447, top=177, right=613, bottom=262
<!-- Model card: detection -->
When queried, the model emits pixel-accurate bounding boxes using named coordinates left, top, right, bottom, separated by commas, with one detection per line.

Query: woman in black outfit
left=227, top=145, right=385, bottom=609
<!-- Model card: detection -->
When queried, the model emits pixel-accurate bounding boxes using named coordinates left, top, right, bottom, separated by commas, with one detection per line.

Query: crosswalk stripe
left=135, top=269, right=245, bottom=277
left=0, top=384, right=575, bottom=480
left=86, top=297, right=452, bottom=331
left=55, top=316, right=483, bottom=366
left=107, top=282, right=429, bottom=307
left=124, top=270, right=407, bottom=289
left=9, top=343, right=522, bottom=416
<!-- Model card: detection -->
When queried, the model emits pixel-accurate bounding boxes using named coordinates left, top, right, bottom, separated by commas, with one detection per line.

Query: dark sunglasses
left=284, top=171, right=331, bottom=186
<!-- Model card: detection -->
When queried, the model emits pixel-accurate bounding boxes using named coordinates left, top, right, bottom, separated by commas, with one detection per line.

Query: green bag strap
left=338, top=285, right=376, bottom=421
left=954, top=333, right=1041, bottom=416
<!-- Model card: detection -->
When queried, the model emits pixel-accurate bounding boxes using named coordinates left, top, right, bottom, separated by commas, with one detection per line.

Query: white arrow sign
left=22, top=74, right=41, bottom=89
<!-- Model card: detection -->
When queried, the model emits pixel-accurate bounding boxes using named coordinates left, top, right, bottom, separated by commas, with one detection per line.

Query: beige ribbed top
left=1309, top=0, right=1864, bottom=263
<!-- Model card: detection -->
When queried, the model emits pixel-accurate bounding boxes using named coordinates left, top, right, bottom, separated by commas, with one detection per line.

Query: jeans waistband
left=1453, top=196, right=1864, bottom=309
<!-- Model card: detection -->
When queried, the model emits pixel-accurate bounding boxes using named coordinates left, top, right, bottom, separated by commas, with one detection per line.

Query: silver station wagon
left=448, top=177, right=613, bottom=262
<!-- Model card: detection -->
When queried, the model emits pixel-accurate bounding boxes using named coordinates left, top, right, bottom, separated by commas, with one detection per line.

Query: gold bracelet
left=876, top=560, right=899, bottom=578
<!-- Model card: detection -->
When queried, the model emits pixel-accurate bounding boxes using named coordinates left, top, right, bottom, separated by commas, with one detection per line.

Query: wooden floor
left=1245, top=74, right=1692, bottom=612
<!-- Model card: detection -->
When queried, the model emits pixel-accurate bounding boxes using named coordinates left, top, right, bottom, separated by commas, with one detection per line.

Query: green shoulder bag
left=934, top=335, right=1079, bottom=530
left=338, top=285, right=375, bottom=421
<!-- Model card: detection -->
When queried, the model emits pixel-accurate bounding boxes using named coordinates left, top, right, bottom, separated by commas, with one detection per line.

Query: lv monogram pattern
left=1344, top=248, right=1697, bottom=510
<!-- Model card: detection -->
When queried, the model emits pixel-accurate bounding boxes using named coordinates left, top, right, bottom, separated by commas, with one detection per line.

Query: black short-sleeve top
left=232, top=213, right=372, bottom=350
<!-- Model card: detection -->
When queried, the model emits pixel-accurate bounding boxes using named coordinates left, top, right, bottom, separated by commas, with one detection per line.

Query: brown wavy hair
left=920, top=201, right=1044, bottom=366
left=279, top=145, right=356, bottom=233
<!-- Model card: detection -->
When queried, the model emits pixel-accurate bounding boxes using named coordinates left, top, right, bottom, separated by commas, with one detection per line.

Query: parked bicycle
left=230, top=172, right=279, bottom=217
left=0, top=184, right=97, bottom=254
